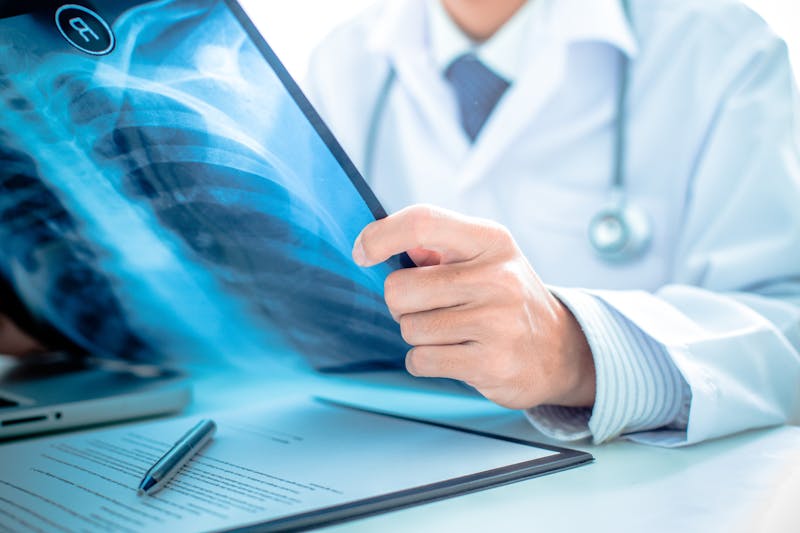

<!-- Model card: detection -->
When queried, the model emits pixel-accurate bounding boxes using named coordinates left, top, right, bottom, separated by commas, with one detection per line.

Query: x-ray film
left=0, top=0, right=410, bottom=369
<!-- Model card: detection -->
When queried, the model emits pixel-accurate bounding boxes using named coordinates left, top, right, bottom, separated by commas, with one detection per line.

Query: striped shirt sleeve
left=525, top=288, right=690, bottom=445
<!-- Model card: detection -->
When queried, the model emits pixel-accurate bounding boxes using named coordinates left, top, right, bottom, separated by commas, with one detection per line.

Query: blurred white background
left=239, top=0, right=800, bottom=84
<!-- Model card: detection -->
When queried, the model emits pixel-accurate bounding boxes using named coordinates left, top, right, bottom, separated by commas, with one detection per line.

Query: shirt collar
left=368, top=0, right=639, bottom=78
left=427, top=0, right=538, bottom=82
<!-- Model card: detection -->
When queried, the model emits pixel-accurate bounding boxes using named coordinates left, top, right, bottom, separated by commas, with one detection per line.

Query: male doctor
left=305, top=0, right=800, bottom=446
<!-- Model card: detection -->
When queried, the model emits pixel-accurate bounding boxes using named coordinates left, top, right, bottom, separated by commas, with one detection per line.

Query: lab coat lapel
left=391, top=54, right=468, bottom=155
left=368, top=0, right=468, bottom=157
left=457, top=40, right=568, bottom=191
left=456, top=0, right=639, bottom=191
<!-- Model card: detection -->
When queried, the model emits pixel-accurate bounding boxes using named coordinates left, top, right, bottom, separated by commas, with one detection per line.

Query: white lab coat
left=305, top=0, right=800, bottom=445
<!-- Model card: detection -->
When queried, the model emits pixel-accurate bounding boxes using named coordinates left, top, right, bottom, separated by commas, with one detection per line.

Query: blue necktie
left=445, top=53, right=511, bottom=142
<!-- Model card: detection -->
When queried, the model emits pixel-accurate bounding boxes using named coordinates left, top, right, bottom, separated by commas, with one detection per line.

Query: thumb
left=353, top=205, right=497, bottom=267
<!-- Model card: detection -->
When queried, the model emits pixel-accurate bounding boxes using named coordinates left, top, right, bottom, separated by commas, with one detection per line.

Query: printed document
left=0, top=398, right=558, bottom=532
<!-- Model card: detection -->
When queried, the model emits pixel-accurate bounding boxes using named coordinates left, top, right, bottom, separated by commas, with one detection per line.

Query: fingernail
left=352, top=236, right=367, bottom=266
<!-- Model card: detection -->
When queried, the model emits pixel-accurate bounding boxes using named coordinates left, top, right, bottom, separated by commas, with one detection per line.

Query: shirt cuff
left=525, top=288, right=688, bottom=444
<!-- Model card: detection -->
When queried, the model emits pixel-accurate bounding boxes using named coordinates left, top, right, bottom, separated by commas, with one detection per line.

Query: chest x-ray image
left=0, top=0, right=410, bottom=369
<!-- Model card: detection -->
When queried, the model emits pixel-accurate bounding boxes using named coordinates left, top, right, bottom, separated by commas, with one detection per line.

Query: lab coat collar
left=367, top=0, right=427, bottom=58
left=555, top=0, right=640, bottom=59
left=366, top=0, right=640, bottom=191
left=367, top=0, right=639, bottom=60
left=461, top=0, right=639, bottom=190
left=368, top=0, right=471, bottom=163
left=426, top=0, right=540, bottom=83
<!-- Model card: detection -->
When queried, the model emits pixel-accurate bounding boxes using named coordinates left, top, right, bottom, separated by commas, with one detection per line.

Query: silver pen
left=137, top=419, right=217, bottom=496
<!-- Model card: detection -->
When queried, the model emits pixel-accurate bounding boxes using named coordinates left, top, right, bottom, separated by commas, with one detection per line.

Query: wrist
left=551, top=299, right=596, bottom=408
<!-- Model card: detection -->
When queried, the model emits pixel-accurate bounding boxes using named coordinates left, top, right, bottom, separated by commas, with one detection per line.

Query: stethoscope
left=363, top=2, right=652, bottom=264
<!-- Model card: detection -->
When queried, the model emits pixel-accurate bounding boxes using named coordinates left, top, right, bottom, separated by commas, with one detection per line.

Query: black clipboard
left=201, top=0, right=599, bottom=493
left=0, top=392, right=592, bottom=531
left=225, top=398, right=593, bottom=532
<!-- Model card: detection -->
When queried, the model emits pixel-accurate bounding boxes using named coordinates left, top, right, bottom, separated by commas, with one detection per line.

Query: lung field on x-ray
left=0, top=0, right=408, bottom=368
left=0, top=124, right=153, bottom=361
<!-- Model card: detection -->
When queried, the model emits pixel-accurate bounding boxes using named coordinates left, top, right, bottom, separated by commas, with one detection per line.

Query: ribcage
left=0, top=69, right=408, bottom=369
left=0, top=128, right=154, bottom=362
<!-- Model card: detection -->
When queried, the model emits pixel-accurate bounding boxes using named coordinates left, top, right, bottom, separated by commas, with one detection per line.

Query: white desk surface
left=185, top=356, right=800, bottom=533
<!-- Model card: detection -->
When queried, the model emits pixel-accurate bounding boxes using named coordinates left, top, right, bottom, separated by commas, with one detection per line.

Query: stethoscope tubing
left=362, top=0, right=651, bottom=264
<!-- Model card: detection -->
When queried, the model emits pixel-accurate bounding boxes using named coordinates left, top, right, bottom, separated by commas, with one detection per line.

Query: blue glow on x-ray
left=0, top=0, right=409, bottom=369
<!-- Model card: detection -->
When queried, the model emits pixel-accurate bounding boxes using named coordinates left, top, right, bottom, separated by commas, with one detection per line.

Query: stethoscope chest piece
left=588, top=199, right=652, bottom=263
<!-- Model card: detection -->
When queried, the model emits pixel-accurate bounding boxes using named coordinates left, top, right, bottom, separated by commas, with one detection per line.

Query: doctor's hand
left=353, top=205, right=596, bottom=410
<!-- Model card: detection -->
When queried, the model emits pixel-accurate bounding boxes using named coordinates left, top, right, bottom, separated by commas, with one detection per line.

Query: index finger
left=353, top=205, right=500, bottom=267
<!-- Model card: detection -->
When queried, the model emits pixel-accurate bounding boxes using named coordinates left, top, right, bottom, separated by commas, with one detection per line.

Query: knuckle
left=407, top=204, right=437, bottom=220
left=480, top=221, right=513, bottom=249
left=406, top=347, right=428, bottom=376
left=399, top=314, right=417, bottom=344
left=496, top=224, right=515, bottom=246
left=405, top=349, right=419, bottom=375
left=497, top=264, right=529, bottom=301
left=359, top=223, right=381, bottom=259
left=508, top=315, right=529, bottom=341
left=483, top=263, right=520, bottom=298
left=383, top=272, right=403, bottom=309
left=492, top=263, right=515, bottom=286
left=408, top=205, right=437, bottom=243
